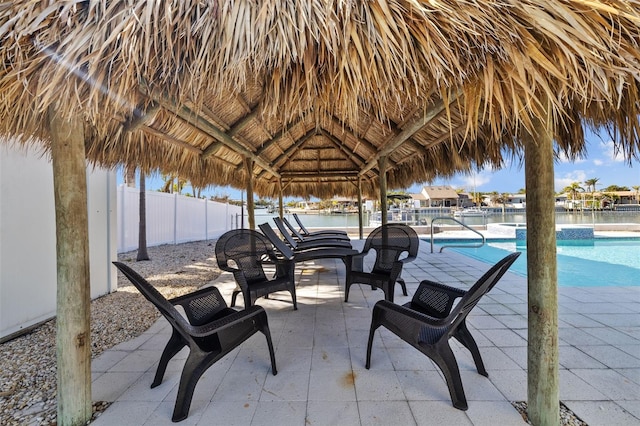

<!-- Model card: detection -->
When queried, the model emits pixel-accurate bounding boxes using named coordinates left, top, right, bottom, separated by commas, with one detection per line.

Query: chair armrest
left=216, top=260, right=238, bottom=273
left=187, top=305, right=266, bottom=337
left=399, top=254, right=417, bottom=265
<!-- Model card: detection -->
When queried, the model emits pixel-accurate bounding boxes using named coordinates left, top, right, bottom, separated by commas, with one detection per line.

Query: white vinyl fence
left=117, top=185, right=244, bottom=253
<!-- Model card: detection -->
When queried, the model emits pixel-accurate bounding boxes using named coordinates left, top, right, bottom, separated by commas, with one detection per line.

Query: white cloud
left=460, top=172, right=492, bottom=191
left=557, top=152, right=586, bottom=164
left=600, top=140, right=625, bottom=162
left=555, top=170, right=587, bottom=192
left=593, top=159, right=603, bottom=166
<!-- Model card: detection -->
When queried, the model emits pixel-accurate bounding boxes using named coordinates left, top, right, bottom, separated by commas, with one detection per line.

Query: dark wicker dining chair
left=344, top=223, right=419, bottom=303
left=215, top=228, right=297, bottom=310
left=365, top=252, right=521, bottom=410
left=112, top=261, right=277, bottom=422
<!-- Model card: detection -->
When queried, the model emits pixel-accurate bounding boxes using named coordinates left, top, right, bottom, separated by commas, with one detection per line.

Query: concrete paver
left=92, top=242, right=640, bottom=425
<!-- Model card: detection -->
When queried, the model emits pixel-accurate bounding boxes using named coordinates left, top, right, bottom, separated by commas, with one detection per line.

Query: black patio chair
left=365, top=252, right=521, bottom=410
left=112, top=261, right=277, bottom=422
left=281, top=216, right=350, bottom=241
left=215, top=228, right=297, bottom=310
left=344, top=223, right=419, bottom=303
left=292, top=213, right=349, bottom=238
left=273, top=217, right=353, bottom=250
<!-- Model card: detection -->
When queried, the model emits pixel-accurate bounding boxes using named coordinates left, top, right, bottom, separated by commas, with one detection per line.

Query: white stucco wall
left=0, top=145, right=117, bottom=340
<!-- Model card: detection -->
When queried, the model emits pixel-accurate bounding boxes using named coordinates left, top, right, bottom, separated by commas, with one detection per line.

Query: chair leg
left=171, top=350, right=210, bottom=422
left=383, top=282, right=394, bottom=303
left=260, top=323, right=278, bottom=375
left=152, top=329, right=185, bottom=388
left=428, top=344, right=468, bottom=410
left=344, top=280, right=352, bottom=302
left=365, top=316, right=381, bottom=369
left=454, top=322, right=487, bottom=377
left=396, top=277, right=408, bottom=296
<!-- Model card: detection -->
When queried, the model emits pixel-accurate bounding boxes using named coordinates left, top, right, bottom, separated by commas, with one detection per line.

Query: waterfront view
left=255, top=209, right=640, bottom=229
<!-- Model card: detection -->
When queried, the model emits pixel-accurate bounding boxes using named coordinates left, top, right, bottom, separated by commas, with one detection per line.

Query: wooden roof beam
left=255, top=115, right=308, bottom=157
left=320, top=130, right=366, bottom=167
left=359, top=91, right=461, bottom=176
left=256, top=129, right=316, bottom=179
left=328, top=116, right=378, bottom=155
left=140, top=126, right=203, bottom=155
left=122, top=102, right=160, bottom=133
left=281, top=171, right=359, bottom=178
left=144, top=87, right=280, bottom=178
left=396, top=123, right=468, bottom=166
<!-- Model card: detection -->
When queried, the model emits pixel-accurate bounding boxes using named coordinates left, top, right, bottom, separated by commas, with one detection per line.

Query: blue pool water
left=436, top=238, right=640, bottom=287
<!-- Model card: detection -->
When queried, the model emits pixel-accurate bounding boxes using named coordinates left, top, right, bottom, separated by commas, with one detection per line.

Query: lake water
left=255, top=210, right=640, bottom=229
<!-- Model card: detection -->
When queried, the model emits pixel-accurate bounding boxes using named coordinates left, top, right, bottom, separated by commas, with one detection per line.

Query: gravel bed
left=0, top=240, right=220, bottom=426
left=512, top=401, right=588, bottom=425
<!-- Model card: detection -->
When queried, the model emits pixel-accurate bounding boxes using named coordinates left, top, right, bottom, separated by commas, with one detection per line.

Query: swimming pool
left=435, top=238, right=640, bottom=287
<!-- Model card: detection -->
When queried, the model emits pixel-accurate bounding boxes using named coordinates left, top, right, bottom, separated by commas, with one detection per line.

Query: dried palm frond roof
left=0, top=0, right=638, bottom=198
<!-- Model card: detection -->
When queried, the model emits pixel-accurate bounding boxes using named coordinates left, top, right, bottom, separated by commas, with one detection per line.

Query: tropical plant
left=489, top=191, right=500, bottom=206
left=603, top=184, right=630, bottom=192
left=563, top=182, right=584, bottom=200
left=160, top=174, right=187, bottom=194
left=584, top=178, right=600, bottom=209
left=501, top=192, right=511, bottom=215
left=601, top=192, right=619, bottom=210
left=137, top=170, right=150, bottom=261
left=562, top=182, right=584, bottom=211
left=584, top=178, right=600, bottom=193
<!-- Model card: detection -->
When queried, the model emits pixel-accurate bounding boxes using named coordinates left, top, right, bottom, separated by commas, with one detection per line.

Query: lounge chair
left=258, top=222, right=358, bottom=269
left=292, top=212, right=349, bottom=237
left=281, top=216, right=350, bottom=241
left=272, top=217, right=353, bottom=250
left=215, top=228, right=297, bottom=310
left=112, top=261, right=277, bottom=422
left=365, top=252, right=521, bottom=410
left=344, top=223, right=419, bottom=303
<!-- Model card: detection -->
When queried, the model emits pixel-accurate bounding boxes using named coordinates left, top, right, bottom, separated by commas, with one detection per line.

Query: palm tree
left=501, top=192, right=511, bottom=215
left=562, top=182, right=584, bottom=211
left=489, top=191, right=500, bottom=207
left=136, top=170, right=150, bottom=261
left=584, top=178, right=600, bottom=209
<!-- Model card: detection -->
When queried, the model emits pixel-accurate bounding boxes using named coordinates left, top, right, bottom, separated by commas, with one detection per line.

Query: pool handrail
left=430, top=216, right=486, bottom=253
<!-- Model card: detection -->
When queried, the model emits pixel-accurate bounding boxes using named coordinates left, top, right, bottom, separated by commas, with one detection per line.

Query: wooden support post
left=357, top=177, right=364, bottom=239
left=524, top=100, right=559, bottom=426
left=278, top=179, right=284, bottom=219
left=48, top=105, right=92, bottom=425
left=378, top=156, right=388, bottom=226
left=245, top=157, right=255, bottom=230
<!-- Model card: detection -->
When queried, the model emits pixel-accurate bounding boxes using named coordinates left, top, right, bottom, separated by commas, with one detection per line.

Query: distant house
left=505, top=194, right=526, bottom=208
left=412, top=185, right=460, bottom=207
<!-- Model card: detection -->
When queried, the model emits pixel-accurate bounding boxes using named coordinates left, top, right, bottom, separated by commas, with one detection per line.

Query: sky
left=409, top=130, right=639, bottom=195
left=124, top=127, right=639, bottom=200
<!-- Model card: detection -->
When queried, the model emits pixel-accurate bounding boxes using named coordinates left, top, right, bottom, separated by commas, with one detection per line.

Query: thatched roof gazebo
left=1, top=1, right=638, bottom=424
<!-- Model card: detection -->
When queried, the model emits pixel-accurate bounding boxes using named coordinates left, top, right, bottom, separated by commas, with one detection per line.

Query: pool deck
left=91, top=240, right=639, bottom=425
